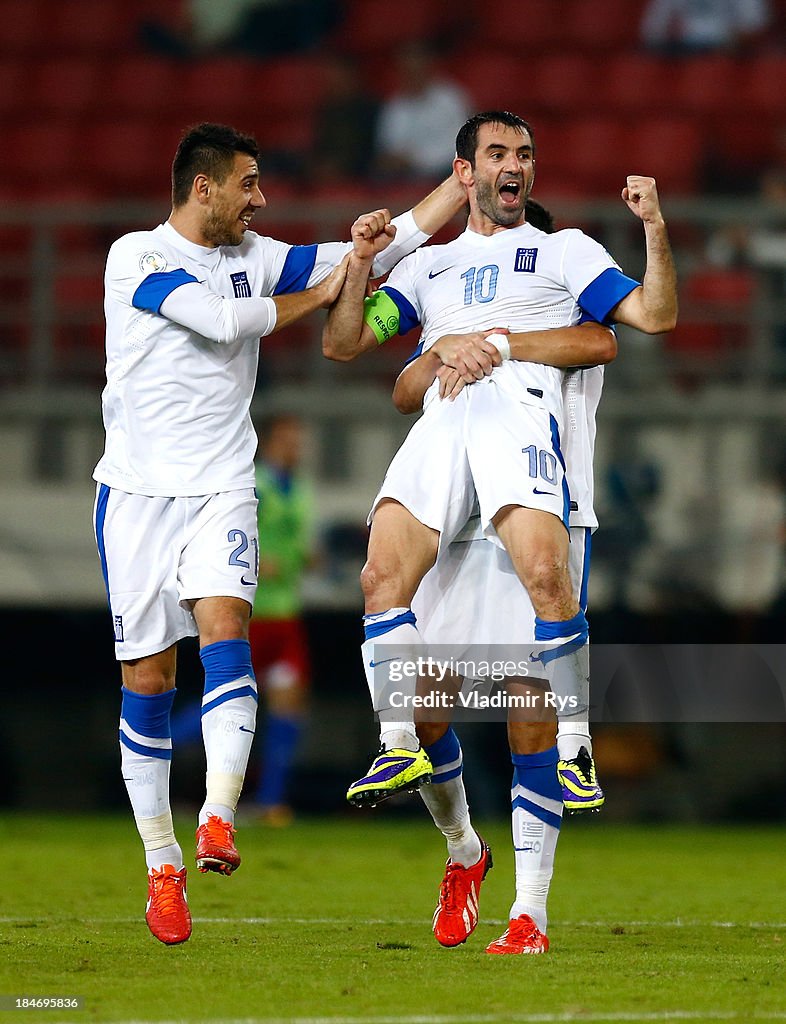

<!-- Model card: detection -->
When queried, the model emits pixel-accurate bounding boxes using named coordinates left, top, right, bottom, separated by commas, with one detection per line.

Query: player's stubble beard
left=475, top=175, right=531, bottom=228
left=203, top=200, right=246, bottom=247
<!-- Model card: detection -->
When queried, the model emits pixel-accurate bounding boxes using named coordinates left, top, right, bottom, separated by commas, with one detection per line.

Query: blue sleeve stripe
left=132, top=268, right=199, bottom=313
left=404, top=340, right=425, bottom=365
left=381, top=285, right=420, bottom=335
left=578, top=267, right=640, bottom=324
left=273, top=244, right=318, bottom=294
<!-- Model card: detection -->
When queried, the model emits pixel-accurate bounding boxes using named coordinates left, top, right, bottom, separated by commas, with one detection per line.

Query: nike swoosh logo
left=533, top=487, right=556, bottom=496
left=428, top=267, right=453, bottom=279
left=369, top=657, right=397, bottom=668
left=239, top=725, right=255, bottom=734
left=240, top=575, right=256, bottom=586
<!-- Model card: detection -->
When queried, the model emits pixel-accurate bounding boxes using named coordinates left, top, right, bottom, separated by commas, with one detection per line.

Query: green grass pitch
left=0, top=813, right=783, bottom=1024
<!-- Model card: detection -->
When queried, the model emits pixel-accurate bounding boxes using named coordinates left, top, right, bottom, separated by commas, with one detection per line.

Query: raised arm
left=611, top=175, right=678, bottom=334
left=322, top=212, right=382, bottom=361
left=410, top=172, right=466, bottom=236
left=370, top=172, right=467, bottom=278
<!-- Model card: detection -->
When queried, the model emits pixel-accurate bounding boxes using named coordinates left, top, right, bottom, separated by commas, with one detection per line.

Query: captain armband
left=363, top=290, right=401, bottom=345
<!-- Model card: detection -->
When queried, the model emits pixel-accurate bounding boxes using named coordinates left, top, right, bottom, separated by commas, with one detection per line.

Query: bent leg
left=360, top=499, right=439, bottom=752
left=494, top=506, right=591, bottom=760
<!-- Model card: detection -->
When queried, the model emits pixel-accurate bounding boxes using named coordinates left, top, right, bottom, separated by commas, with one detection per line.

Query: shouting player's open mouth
left=498, top=178, right=522, bottom=208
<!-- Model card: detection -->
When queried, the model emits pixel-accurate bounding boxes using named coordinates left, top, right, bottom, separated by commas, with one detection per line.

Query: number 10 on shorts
left=521, top=444, right=558, bottom=486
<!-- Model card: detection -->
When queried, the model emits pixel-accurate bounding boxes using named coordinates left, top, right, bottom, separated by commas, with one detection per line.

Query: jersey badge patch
left=139, top=251, right=167, bottom=275
left=515, top=248, right=538, bottom=273
left=231, top=271, right=251, bottom=297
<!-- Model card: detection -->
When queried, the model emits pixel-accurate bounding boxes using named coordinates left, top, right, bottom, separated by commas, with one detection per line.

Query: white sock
left=509, top=748, right=563, bottom=934
left=362, top=607, right=423, bottom=751
left=200, top=691, right=257, bottom=826
left=199, top=640, right=259, bottom=826
left=557, top=721, right=592, bottom=761
left=420, top=728, right=481, bottom=867
left=119, top=687, right=181, bottom=870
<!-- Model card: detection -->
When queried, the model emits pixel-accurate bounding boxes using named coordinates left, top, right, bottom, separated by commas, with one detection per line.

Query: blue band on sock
left=512, top=745, right=559, bottom=769
left=119, top=732, right=172, bottom=761
left=534, top=610, right=588, bottom=642
left=533, top=612, right=589, bottom=667
left=120, top=686, right=175, bottom=739
left=511, top=793, right=562, bottom=830
left=119, top=687, right=174, bottom=761
left=425, top=727, right=461, bottom=769
left=425, top=728, right=463, bottom=783
left=363, top=609, right=417, bottom=640
left=200, top=639, right=256, bottom=693
left=201, top=685, right=259, bottom=717
left=511, top=744, right=562, bottom=820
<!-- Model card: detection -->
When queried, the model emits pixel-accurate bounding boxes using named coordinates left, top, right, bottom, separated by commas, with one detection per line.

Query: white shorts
left=93, top=485, right=258, bottom=661
left=369, top=380, right=569, bottom=551
left=412, top=525, right=592, bottom=680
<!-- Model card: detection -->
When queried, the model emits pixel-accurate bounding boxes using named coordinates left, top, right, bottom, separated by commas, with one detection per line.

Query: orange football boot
left=195, top=814, right=241, bottom=875
left=145, top=864, right=192, bottom=945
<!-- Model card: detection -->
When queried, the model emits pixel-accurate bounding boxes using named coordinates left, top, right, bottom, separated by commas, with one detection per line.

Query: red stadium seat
left=666, top=266, right=756, bottom=380
left=29, top=58, right=105, bottom=117
left=529, top=53, right=601, bottom=113
left=246, top=56, right=332, bottom=118
left=48, top=0, right=136, bottom=54
left=450, top=52, right=531, bottom=114
left=547, top=116, right=629, bottom=195
left=623, top=116, right=704, bottom=194
left=176, top=59, right=258, bottom=128
left=83, top=120, right=164, bottom=196
left=669, top=55, right=738, bottom=116
left=100, top=57, right=181, bottom=118
left=737, top=55, right=786, bottom=117
left=339, top=0, right=454, bottom=52
left=596, top=54, right=674, bottom=114
left=562, top=0, right=646, bottom=51
left=0, top=0, right=45, bottom=53
left=6, top=121, right=81, bottom=188
left=0, top=60, right=26, bottom=122
left=470, top=0, right=562, bottom=53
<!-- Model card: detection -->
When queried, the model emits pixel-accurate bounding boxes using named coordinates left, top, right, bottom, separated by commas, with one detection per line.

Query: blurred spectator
left=249, top=414, right=316, bottom=825
left=373, top=41, right=471, bottom=182
left=640, top=0, right=771, bottom=55
left=143, top=0, right=339, bottom=59
left=309, top=54, right=380, bottom=183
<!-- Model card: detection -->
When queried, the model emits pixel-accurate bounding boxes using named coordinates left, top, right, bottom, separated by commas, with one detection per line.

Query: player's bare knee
left=415, top=720, right=449, bottom=747
left=520, top=555, right=571, bottom=606
left=360, top=558, right=401, bottom=607
left=508, top=720, right=556, bottom=756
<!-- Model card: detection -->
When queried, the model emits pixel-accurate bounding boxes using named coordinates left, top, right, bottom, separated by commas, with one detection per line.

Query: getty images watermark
left=385, top=655, right=577, bottom=714
left=366, top=644, right=786, bottom=724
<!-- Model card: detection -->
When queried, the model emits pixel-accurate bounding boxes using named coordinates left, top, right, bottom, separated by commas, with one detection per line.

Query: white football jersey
left=94, top=213, right=429, bottom=497
left=94, top=222, right=351, bottom=495
left=383, top=222, right=636, bottom=420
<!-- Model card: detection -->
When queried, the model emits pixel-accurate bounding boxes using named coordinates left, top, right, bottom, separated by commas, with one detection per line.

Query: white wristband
left=488, top=332, right=511, bottom=361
